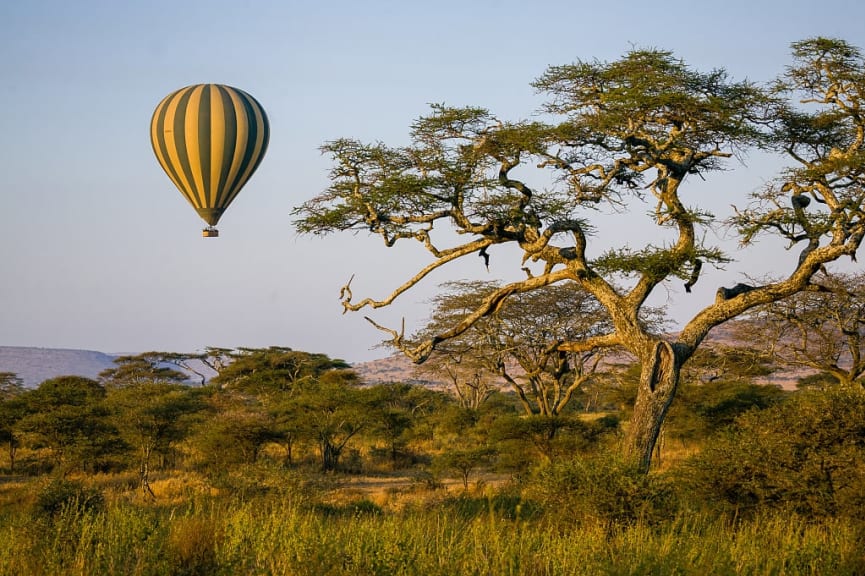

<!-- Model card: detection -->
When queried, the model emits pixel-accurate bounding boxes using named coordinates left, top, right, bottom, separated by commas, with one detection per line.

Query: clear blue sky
left=1, top=0, right=863, bottom=363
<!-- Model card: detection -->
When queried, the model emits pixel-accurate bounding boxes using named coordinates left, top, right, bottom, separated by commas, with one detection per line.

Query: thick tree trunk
left=626, top=341, right=680, bottom=473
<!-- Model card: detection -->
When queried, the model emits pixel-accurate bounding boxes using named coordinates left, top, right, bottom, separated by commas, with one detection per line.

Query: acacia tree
left=18, top=376, right=123, bottom=474
left=210, top=347, right=350, bottom=395
left=294, top=39, right=865, bottom=471
left=738, top=271, right=865, bottom=388
left=199, top=348, right=357, bottom=470
left=107, top=382, right=201, bottom=496
left=413, top=281, right=506, bottom=411
left=296, top=371, right=370, bottom=472
left=416, top=354, right=495, bottom=411
left=417, top=280, right=615, bottom=418
left=99, top=354, right=201, bottom=494
left=100, top=353, right=189, bottom=387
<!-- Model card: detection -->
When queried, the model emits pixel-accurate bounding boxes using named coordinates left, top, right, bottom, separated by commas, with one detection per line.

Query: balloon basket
left=202, top=227, right=219, bottom=238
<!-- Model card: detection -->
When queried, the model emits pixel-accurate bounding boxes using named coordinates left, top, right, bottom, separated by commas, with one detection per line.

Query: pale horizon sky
left=2, top=1, right=864, bottom=363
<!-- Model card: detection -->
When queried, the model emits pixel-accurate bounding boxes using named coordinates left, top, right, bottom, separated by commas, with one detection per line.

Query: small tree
left=295, top=39, right=865, bottom=471
left=295, top=369, right=368, bottom=472
left=433, top=446, right=496, bottom=491
left=18, top=376, right=124, bottom=474
left=413, top=344, right=496, bottom=411
left=0, top=373, right=25, bottom=472
left=106, top=382, right=202, bottom=496
left=267, top=395, right=305, bottom=467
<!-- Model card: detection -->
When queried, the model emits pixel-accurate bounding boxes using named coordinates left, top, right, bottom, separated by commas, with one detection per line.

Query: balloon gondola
left=150, top=84, right=269, bottom=237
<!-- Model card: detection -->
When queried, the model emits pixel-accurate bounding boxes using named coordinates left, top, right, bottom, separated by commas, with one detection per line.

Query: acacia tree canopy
left=294, top=38, right=865, bottom=471
left=415, top=280, right=618, bottom=417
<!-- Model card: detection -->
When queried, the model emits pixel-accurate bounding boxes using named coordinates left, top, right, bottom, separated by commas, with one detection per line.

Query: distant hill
left=0, top=345, right=437, bottom=389
left=0, top=346, right=117, bottom=388
left=352, top=354, right=449, bottom=388
left=0, top=345, right=397, bottom=389
left=1, top=323, right=807, bottom=390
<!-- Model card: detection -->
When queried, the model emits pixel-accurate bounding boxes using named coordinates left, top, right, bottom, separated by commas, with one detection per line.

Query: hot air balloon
left=150, top=84, right=269, bottom=237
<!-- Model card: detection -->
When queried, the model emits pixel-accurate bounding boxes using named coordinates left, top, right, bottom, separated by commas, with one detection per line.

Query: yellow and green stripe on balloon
left=150, top=84, right=269, bottom=234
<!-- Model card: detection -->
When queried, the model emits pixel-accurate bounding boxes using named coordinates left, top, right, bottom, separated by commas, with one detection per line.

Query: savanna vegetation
left=4, top=36, right=865, bottom=574
left=294, top=35, right=865, bottom=473
left=1, top=336, right=865, bottom=575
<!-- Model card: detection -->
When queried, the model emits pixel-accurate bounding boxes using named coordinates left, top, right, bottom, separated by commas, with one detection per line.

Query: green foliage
left=797, top=371, right=840, bottom=389
left=100, top=352, right=189, bottom=387
left=17, top=376, right=126, bottom=474
left=107, top=382, right=202, bottom=452
left=592, top=245, right=730, bottom=281
left=534, top=49, right=769, bottom=154
left=194, top=397, right=279, bottom=471
left=684, top=344, right=777, bottom=382
left=431, top=446, right=496, bottom=490
left=682, top=386, right=865, bottom=518
left=489, top=413, right=619, bottom=467
left=0, top=379, right=26, bottom=473
left=664, top=379, right=787, bottom=443
left=527, top=452, right=677, bottom=528
left=0, top=373, right=24, bottom=400
left=294, top=379, right=371, bottom=472
left=211, top=347, right=350, bottom=394
left=31, top=478, right=105, bottom=518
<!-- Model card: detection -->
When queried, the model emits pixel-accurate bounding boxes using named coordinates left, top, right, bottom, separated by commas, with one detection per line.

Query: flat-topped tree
left=294, top=39, right=865, bottom=472
left=99, top=353, right=189, bottom=387
left=415, top=280, right=616, bottom=418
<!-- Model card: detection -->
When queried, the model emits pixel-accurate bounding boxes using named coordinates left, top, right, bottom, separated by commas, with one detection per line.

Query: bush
left=433, top=492, right=542, bottom=521
left=32, top=477, right=105, bottom=517
left=490, top=414, right=621, bottom=473
left=526, top=451, right=677, bottom=528
left=681, top=386, right=865, bottom=519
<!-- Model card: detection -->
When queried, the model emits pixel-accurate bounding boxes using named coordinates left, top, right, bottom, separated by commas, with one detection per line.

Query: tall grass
left=0, top=490, right=862, bottom=575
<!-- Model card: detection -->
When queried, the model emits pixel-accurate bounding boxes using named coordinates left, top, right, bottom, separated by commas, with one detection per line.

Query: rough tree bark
left=626, top=341, right=681, bottom=471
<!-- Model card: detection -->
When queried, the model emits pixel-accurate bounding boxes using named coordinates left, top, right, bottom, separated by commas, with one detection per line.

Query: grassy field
left=0, top=468, right=862, bottom=576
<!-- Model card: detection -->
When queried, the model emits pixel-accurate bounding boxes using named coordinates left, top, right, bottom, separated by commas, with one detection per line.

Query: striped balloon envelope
left=150, top=84, right=269, bottom=237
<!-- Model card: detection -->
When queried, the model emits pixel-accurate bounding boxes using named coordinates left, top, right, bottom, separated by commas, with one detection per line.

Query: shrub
left=32, top=477, right=104, bottom=517
left=526, top=451, right=677, bottom=528
left=681, top=386, right=865, bottom=519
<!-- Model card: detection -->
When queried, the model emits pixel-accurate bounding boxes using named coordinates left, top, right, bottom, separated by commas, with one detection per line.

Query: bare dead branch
left=340, top=238, right=495, bottom=313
